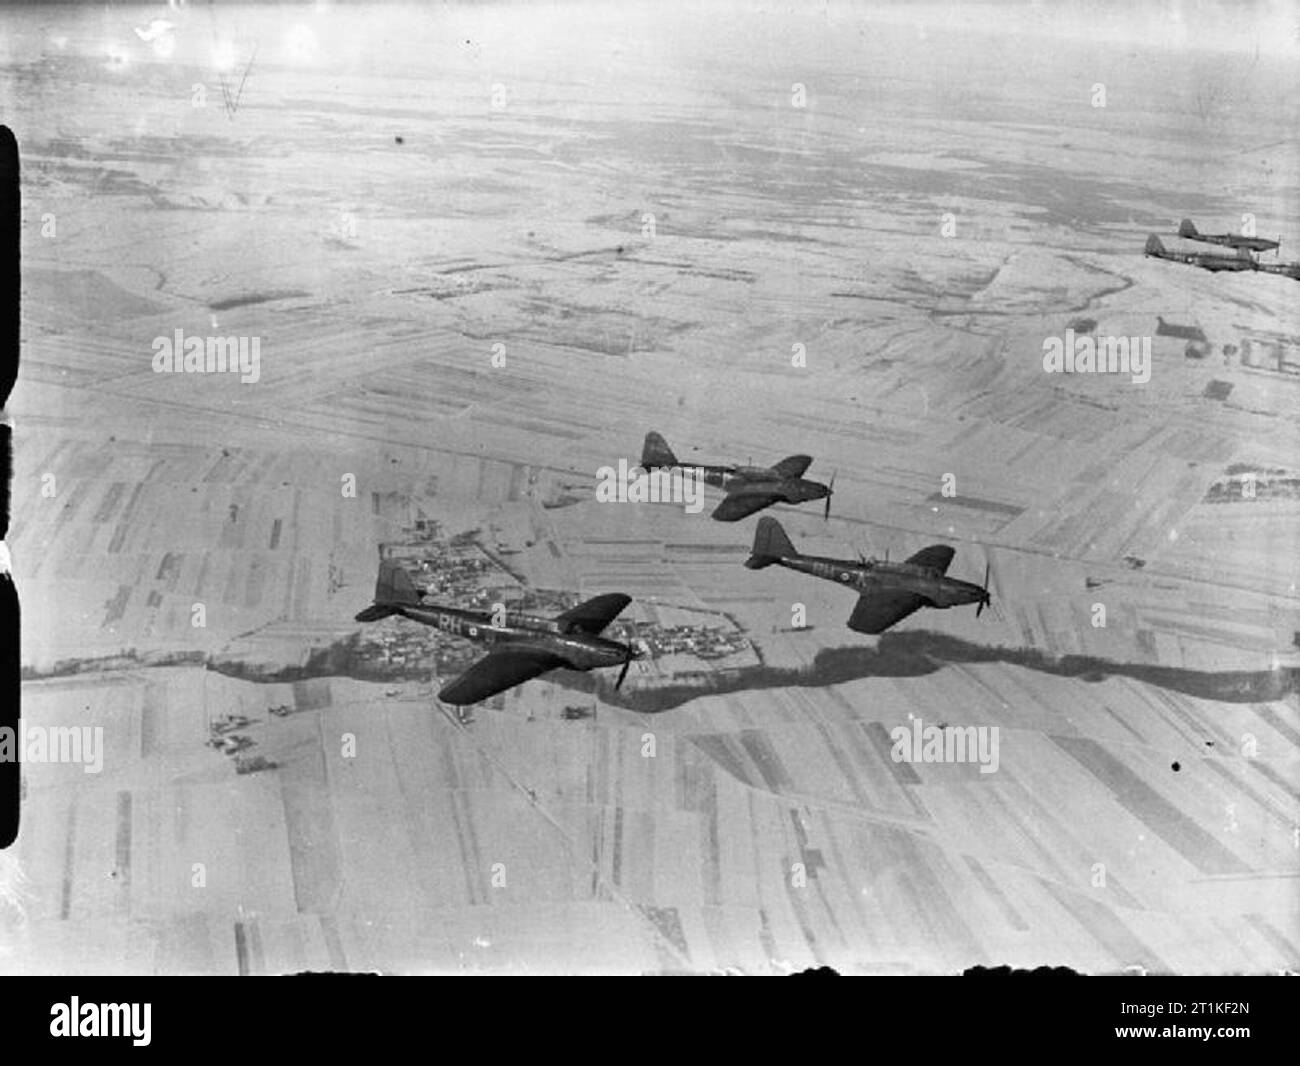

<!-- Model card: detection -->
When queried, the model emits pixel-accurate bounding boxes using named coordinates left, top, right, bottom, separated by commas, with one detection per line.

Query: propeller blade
left=976, top=561, right=991, bottom=618
left=823, top=470, right=836, bottom=521
left=615, top=641, right=637, bottom=691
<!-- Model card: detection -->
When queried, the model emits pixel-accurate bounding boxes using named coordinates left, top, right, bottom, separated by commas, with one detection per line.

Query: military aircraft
left=356, top=559, right=643, bottom=705
left=743, top=517, right=991, bottom=634
left=1144, top=234, right=1257, bottom=273
left=1256, top=260, right=1300, bottom=281
left=641, top=431, right=833, bottom=522
left=1178, top=218, right=1280, bottom=254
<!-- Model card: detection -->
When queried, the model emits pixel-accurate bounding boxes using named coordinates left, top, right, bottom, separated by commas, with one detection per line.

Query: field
left=2, top=2, right=1298, bottom=974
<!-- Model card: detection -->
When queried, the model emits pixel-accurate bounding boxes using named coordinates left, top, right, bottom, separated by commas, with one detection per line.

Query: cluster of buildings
left=203, top=712, right=278, bottom=775
left=1204, top=468, right=1300, bottom=504
left=641, top=623, right=750, bottom=661
left=349, top=620, right=472, bottom=680
left=349, top=526, right=757, bottom=686
left=393, top=552, right=495, bottom=599
left=1236, top=335, right=1299, bottom=375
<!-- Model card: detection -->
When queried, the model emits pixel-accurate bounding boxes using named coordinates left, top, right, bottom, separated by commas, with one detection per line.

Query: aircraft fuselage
left=1148, top=249, right=1256, bottom=272
left=1257, top=261, right=1300, bottom=280
left=393, top=604, right=631, bottom=671
left=672, top=464, right=829, bottom=504
left=1192, top=233, right=1279, bottom=252
left=771, top=552, right=986, bottom=609
left=721, top=472, right=829, bottom=503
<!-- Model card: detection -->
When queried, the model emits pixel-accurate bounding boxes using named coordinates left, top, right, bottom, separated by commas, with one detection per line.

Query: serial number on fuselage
left=432, top=612, right=493, bottom=639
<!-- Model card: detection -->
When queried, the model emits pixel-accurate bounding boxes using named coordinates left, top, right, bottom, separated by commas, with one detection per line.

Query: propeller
left=823, top=470, right=836, bottom=521
left=614, top=640, right=645, bottom=690
left=614, top=620, right=644, bottom=692
left=976, top=561, right=992, bottom=618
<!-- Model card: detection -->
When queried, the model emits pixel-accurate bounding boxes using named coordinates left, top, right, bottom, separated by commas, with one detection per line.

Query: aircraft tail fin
left=355, top=558, right=421, bottom=621
left=1178, top=218, right=1198, bottom=238
left=641, top=431, right=679, bottom=469
left=745, top=516, right=797, bottom=569
left=1144, top=234, right=1166, bottom=257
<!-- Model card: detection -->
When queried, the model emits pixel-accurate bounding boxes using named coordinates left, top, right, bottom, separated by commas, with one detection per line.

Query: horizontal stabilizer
left=354, top=604, right=399, bottom=623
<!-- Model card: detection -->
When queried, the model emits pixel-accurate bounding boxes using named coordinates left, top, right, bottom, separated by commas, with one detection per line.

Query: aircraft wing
left=437, top=647, right=567, bottom=705
left=905, top=544, right=955, bottom=574
left=553, top=592, right=632, bottom=635
left=846, top=591, right=928, bottom=634
left=770, top=454, right=813, bottom=480
left=711, top=489, right=780, bottom=522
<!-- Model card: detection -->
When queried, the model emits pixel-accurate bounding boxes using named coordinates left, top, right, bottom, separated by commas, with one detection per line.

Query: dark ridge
left=209, top=289, right=309, bottom=311
left=26, top=631, right=1296, bottom=719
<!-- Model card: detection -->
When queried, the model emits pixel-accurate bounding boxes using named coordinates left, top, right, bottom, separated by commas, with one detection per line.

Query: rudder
left=376, top=558, right=421, bottom=605
left=745, top=517, right=797, bottom=569
left=355, top=558, right=421, bottom=622
left=641, top=431, right=679, bottom=469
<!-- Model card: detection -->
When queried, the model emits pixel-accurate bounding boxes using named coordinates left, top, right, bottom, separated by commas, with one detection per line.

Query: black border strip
left=1, top=122, right=20, bottom=849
